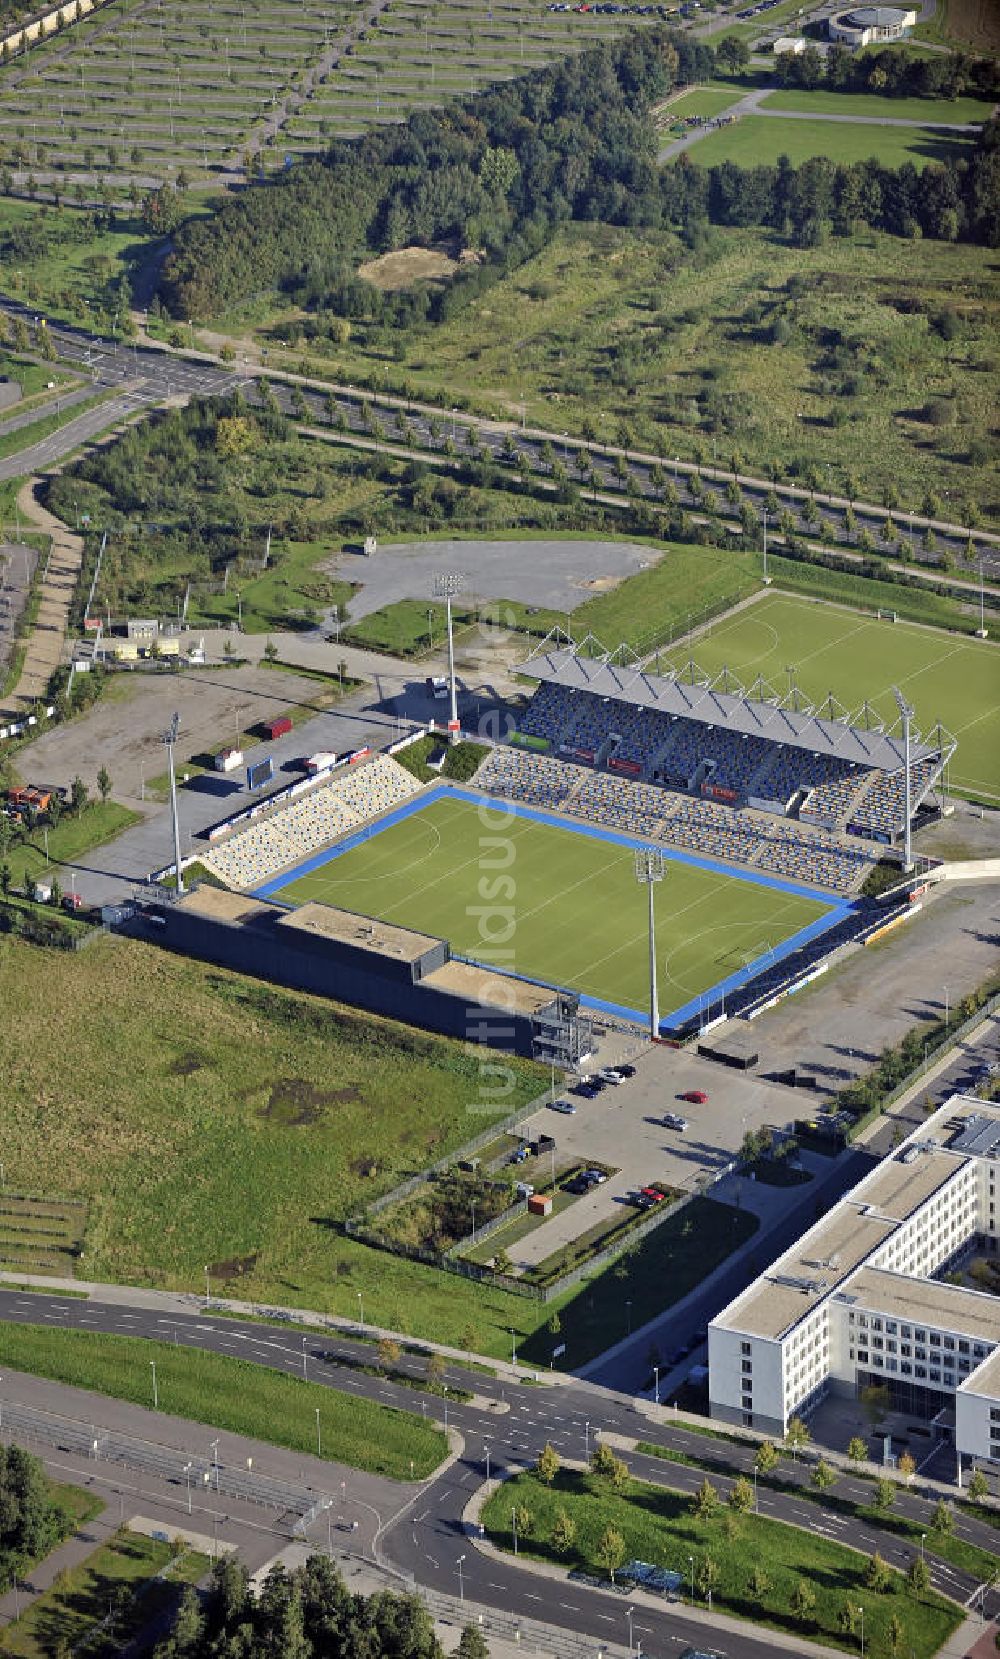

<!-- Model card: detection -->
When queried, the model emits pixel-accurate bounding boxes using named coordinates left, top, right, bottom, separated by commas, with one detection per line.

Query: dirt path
left=0, top=479, right=83, bottom=719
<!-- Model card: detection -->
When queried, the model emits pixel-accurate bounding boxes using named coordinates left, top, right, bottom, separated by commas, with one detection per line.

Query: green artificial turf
left=688, top=591, right=1000, bottom=802
left=269, top=793, right=832, bottom=1018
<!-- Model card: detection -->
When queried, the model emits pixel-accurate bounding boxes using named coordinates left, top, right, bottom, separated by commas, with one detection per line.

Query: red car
left=680, top=1089, right=708, bottom=1104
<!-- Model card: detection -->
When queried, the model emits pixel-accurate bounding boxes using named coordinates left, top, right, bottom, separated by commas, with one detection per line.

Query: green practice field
left=269, top=795, right=833, bottom=1019
left=690, top=593, right=1000, bottom=802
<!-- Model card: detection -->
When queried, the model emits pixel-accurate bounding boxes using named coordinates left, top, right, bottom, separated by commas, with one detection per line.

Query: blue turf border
left=253, top=783, right=854, bottom=1033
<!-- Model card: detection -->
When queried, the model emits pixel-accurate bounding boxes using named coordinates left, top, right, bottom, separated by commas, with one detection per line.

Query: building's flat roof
left=278, top=902, right=437, bottom=963
left=962, top=1349, right=1000, bottom=1399
left=523, top=646, right=936, bottom=773
left=424, top=958, right=556, bottom=1015
left=712, top=1102, right=991, bottom=1343
left=848, top=1268, right=1000, bottom=1345
left=176, top=885, right=275, bottom=925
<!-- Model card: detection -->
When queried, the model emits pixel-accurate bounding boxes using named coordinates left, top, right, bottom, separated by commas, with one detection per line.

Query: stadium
left=149, top=628, right=955, bottom=1055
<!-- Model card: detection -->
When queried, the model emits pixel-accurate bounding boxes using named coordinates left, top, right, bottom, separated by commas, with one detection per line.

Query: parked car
left=548, top=1098, right=577, bottom=1115
left=680, top=1089, right=708, bottom=1104
left=582, top=1168, right=608, bottom=1185
left=565, top=1175, right=590, bottom=1195
left=663, top=1113, right=688, bottom=1132
left=62, top=891, right=84, bottom=912
left=598, top=1067, right=622, bottom=1086
left=614, top=1063, right=637, bottom=1079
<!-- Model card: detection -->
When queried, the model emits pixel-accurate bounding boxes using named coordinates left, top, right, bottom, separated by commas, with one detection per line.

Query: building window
left=742, top=1360, right=753, bottom=1374
left=741, top=1341, right=751, bottom=1356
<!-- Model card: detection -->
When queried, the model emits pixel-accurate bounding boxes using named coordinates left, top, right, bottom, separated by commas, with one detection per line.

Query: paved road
left=0, top=1285, right=996, bottom=1652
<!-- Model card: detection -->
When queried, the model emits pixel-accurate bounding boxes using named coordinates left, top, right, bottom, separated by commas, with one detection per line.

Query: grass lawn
left=662, top=86, right=742, bottom=122
left=4, top=800, right=142, bottom=896
left=687, top=115, right=976, bottom=169
left=519, top=1196, right=758, bottom=1367
left=688, top=591, right=1000, bottom=801
left=192, top=539, right=358, bottom=635
left=3, top=1528, right=208, bottom=1659
left=571, top=540, right=757, bottom=652
left=266, top=792, right=834, bottom=1020
left=481, top=1468, right=961, bottom=1659
left=759, top=88, right=995, bottom=124
left=0, top=1321, right=446, bottom=1479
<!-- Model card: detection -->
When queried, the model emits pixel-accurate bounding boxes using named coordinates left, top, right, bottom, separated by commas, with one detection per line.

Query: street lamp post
left=204, top=1265, right=210, bottom=1308
left=653, top=1366, right=659, bottom=1407
left=457, top=1554, right=466, bottom=1603
left=433, top=571, right=463, bottom=746
left=210, top=1439, right=220, bottom=1490
left=184, top=1461, right=192, bottom=1514
left=688, top=1555, right=695, bottom=1605
left=944, top=985, right=950, bottom=1029
left=357, top=1290, right=364, bottom=1333
left=634, top=847, right=664, bottom=1042
left=753, top=1465, right=758, bottom=1513
left=511, top=1507, right=518, bottom=1556
left=161, top=713, right=185, bottom=896
left=149, top=1361, right=158, bottom=1409
left=857, top=1604, right=864, bottom=1658
left=584, top=1420, right=590, bottom=1460
left=626, top=1606, right=635, bottom=1655
left=302, top=1335, right=308, bottom=1380
left=920, top=1534, right=925, bottom=1562
left=761, top=506, right=769, bottom=583
left=316, top=1407, right=322, bottom=1458
left=484, top=1441, right=491, bottom=1482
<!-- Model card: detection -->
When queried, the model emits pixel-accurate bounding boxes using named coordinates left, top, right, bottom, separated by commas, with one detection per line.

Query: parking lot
left=507, top=1041, right=809, bottom=1273
left=0, top=539, right=38, bottom=682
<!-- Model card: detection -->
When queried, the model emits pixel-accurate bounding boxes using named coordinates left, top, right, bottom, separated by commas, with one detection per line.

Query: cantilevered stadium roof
left=523, top=645, right=938, bottom=773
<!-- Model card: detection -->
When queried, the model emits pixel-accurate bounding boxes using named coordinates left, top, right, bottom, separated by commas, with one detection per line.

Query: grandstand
left=201, top=754, right=420, bottom=888
left=511, top=638, right=952, bottom=853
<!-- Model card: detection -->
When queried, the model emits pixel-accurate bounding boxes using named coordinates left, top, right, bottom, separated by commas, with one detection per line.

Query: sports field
left=265, top=793, right=836, bottom=1024
left=689, top=593, right=1000, bottom=802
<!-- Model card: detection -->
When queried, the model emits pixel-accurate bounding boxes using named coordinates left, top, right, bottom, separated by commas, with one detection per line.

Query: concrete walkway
left=0, top=478, right=82, bottom=718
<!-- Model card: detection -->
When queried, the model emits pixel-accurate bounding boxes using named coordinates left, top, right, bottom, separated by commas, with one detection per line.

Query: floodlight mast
left=892, top=685, right=914, bottom=875
left=634, top=847, right=665, bottom=1041
left=161, top=712, right=185, bottom=896
left=433, top=571, right=463, bottom=745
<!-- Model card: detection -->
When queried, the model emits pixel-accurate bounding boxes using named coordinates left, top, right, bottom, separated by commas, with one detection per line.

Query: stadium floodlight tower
left=161, top=712, right=185, bottom=897
left=634, top=846, right=665, bottom=1042
left=432, top=570, right=463, bottom=745
left=892, top=685, right=914, bottom=875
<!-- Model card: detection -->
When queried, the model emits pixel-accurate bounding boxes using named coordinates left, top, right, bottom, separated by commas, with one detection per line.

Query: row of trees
left=774, top=41, right=1000, bottom=100
left=667, top=126, right=1000, bottom=248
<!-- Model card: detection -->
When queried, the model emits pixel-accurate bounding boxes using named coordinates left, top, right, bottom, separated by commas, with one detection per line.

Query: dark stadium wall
left=141, top=903, right=539, bottom=1056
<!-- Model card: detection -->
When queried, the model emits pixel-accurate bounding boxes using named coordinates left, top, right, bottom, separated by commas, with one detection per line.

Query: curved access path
left=0, top=478, right=82, bottom=719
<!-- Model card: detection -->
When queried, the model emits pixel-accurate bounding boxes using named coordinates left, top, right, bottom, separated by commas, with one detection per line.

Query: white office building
left=708, top=1096, right=1000, bottom=1471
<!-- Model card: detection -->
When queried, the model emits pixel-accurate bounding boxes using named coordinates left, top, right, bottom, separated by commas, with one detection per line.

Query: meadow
left=267, top=791, right=834, bottom=1021
left=690, top=592, right=1000, bottom=801
left=265, top=221, right=998, bottom=527
left=0, top=932, right=757, bottom=1360
left=481, top=1467, right=962, bottom=1659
